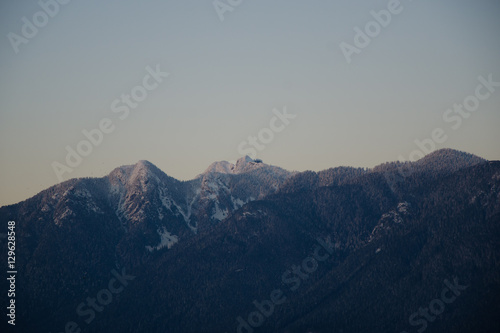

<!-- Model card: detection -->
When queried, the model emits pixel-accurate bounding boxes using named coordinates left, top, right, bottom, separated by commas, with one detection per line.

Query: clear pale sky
left=1, top=0, right=499, bottom=206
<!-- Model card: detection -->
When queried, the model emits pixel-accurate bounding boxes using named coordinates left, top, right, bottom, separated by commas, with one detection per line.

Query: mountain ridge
left=1, top=148, right=498, bottom=332
left=2, top=148, right=487, bottom=209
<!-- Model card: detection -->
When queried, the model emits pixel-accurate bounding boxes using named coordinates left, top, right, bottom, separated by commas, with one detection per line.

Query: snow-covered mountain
left=2, top=150, right=486, bottom=254
left=107, top=155, right=293, bottom=236
left=1, top=149, right=499, bottom=333
left=200, top=155, right=283, bottom=175
left=5, top=156, right=294, bottom=258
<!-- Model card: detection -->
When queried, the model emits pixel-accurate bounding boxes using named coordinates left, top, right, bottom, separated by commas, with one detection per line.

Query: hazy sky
left=1, top=0, right=499, bottom=206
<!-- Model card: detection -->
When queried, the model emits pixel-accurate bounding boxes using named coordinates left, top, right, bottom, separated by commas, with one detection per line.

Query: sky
left=0, top=0, right=499, bottom=206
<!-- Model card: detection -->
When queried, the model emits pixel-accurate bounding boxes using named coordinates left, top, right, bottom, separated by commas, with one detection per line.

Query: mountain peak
left=201, top=160, right=234, bottom=175
left=200, top=156, right=268, bottom=176
left=107, top=160, right=164, bottom=188
left=414, top=148, right=486, bottom=171
left=235, top=155, right=254, bottom=168
left=135, top=159, right=155, bottom=168
left=130, top=160, right=156, bottom=179
left=417, top=148, right=484, bottom=162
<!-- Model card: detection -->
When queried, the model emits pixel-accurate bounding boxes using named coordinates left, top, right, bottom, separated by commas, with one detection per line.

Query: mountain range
left=1, top=148, right=499, bottom=333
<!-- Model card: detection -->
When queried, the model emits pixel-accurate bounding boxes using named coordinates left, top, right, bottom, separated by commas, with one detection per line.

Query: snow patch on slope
left=145, top=227, right=179, bottom=252
left=170, top=189, right=200, bottom=234
left=230, top=196, right=255, bottom=210
left=54, top=208, right=74, bottom=226
left=380, top=202, right=410, bottom=224
left=158, top=187, right=172, bottom=210
left=212, top=201, right=228, bottom=221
